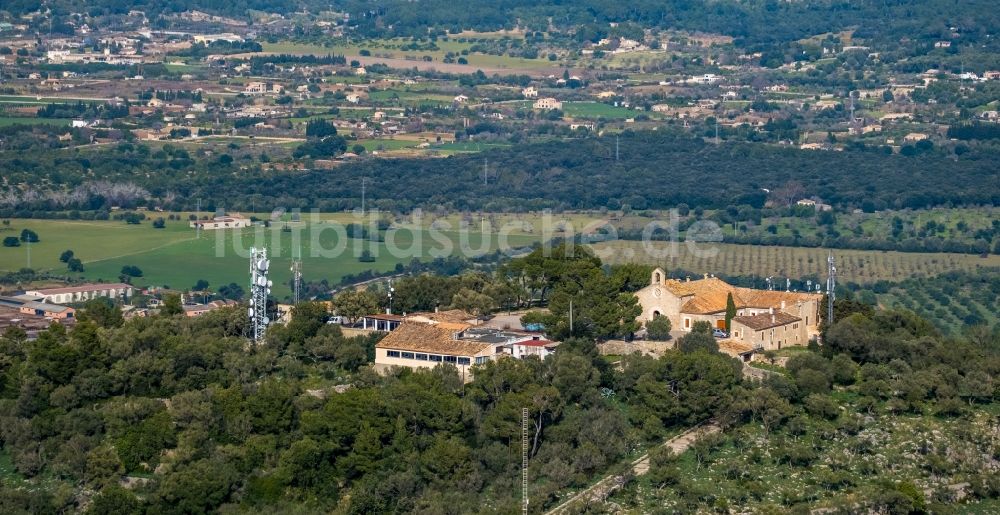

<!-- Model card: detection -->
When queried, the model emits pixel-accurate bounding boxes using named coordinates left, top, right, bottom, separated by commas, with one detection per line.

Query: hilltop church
left=635, top=268, right=823, bottom=353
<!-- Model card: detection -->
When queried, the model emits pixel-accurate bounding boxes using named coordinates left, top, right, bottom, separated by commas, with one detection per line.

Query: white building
left=533, top=97, right=563, bottom=110
left=244, top=82, right=283, bottom=96
left=189, top=215, right=252, bottom=230
left=25, top=283, right=133, bottom=305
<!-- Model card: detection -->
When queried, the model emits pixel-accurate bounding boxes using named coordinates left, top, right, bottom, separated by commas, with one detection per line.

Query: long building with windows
left=374, top=322, right=504, bottom=381
left=24, top=283, right=133, bottom=305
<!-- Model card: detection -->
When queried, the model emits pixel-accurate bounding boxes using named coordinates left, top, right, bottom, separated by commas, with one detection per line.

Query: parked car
left=712, top=328, right=729, bottom=338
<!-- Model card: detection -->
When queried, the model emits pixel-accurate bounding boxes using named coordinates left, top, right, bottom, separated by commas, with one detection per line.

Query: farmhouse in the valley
left=533, top=97, right=563, bottom=110
left=189, top=215, right=252, bottom=230
left=635, top=268, right=822, bottom=352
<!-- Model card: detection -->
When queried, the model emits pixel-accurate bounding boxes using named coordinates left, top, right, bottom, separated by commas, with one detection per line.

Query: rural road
left=544, top=422, right=721, bottom=514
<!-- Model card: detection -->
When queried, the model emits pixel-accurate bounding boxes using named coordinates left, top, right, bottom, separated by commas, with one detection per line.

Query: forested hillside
left=2, top=131, right=997, bottom=216
left=9, top=0, right=999, bottom=49
left=2, top=269, right=999, bottom=512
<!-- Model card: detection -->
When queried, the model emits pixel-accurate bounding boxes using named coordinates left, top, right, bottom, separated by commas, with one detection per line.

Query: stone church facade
left=635, top=268, right=823, bottom=352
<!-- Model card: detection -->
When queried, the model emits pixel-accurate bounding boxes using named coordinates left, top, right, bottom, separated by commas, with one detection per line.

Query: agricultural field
left=0, top=217, right=539, bottom=299
left=367, top=89, right=455, bottom=106
left=261, top=39, right=556, bottom=71
left=872, top=269, right=1000, bottom=333
left=0, top=116, right=71, bottom=127
left=591, top=240, right=1000, bottom=283
left=562, top=101, right=647, bottom=119
left=3, top=213, right=998, bottom=300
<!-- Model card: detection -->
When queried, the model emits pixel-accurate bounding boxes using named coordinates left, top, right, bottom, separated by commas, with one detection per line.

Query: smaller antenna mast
left=826, top=252, right=837, bottom=325
left=522, top=407, right=529, bottom=515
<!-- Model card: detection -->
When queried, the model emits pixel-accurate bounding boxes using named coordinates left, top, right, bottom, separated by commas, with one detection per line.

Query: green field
left=367, top=89, right=455, bottom=106
left=0, top=217, right=538, bottom=299
left=563, top=101, right=645, bottom=119
left=356, top=138, right=420, bottom=152
left=0, top=116, right=72, bottom=127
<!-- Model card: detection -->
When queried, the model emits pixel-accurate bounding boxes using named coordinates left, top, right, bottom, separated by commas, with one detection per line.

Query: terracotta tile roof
left=732, top=311, right=801, bottom=331
left=734, top=288, right=823, bottom=309
left=434, top=321, right=473, bottom=331
left=376, top=322, right=491, bottom=356
left=662, top=277, right=821, bottom=315
left=674, top=277, right=741, bottom=314
left=717, top=339, right=755, bottom=356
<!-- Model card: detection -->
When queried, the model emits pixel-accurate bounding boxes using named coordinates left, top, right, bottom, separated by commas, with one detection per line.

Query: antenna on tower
left=386, top=279, right=395, bottom=315
left=249, top=247, right=272, bottom=343
left=483, top=157, right=488, bottom=185
left=826, top=252, right=837, bottom=325
left=290, top=259, right=302, bottom=305
left=615, top=135, right=620, bottom=161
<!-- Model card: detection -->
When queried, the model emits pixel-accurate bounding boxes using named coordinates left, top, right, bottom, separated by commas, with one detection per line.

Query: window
left=444, top=355, right=457, bottom=363
left=429, top=355, right=442, bottom=362
left=475, top=356, right=490, bottom=364
left=401, top=352, right=414, bottom=359
left=793, top=323, right=799, bottom=329
left=457, top=357, right=471, bottom=365
left=415, top=353, right=428, bottom=361
left=387, top=350, right=400, bottom=358
left=684, top=318, right=690, bottom=329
